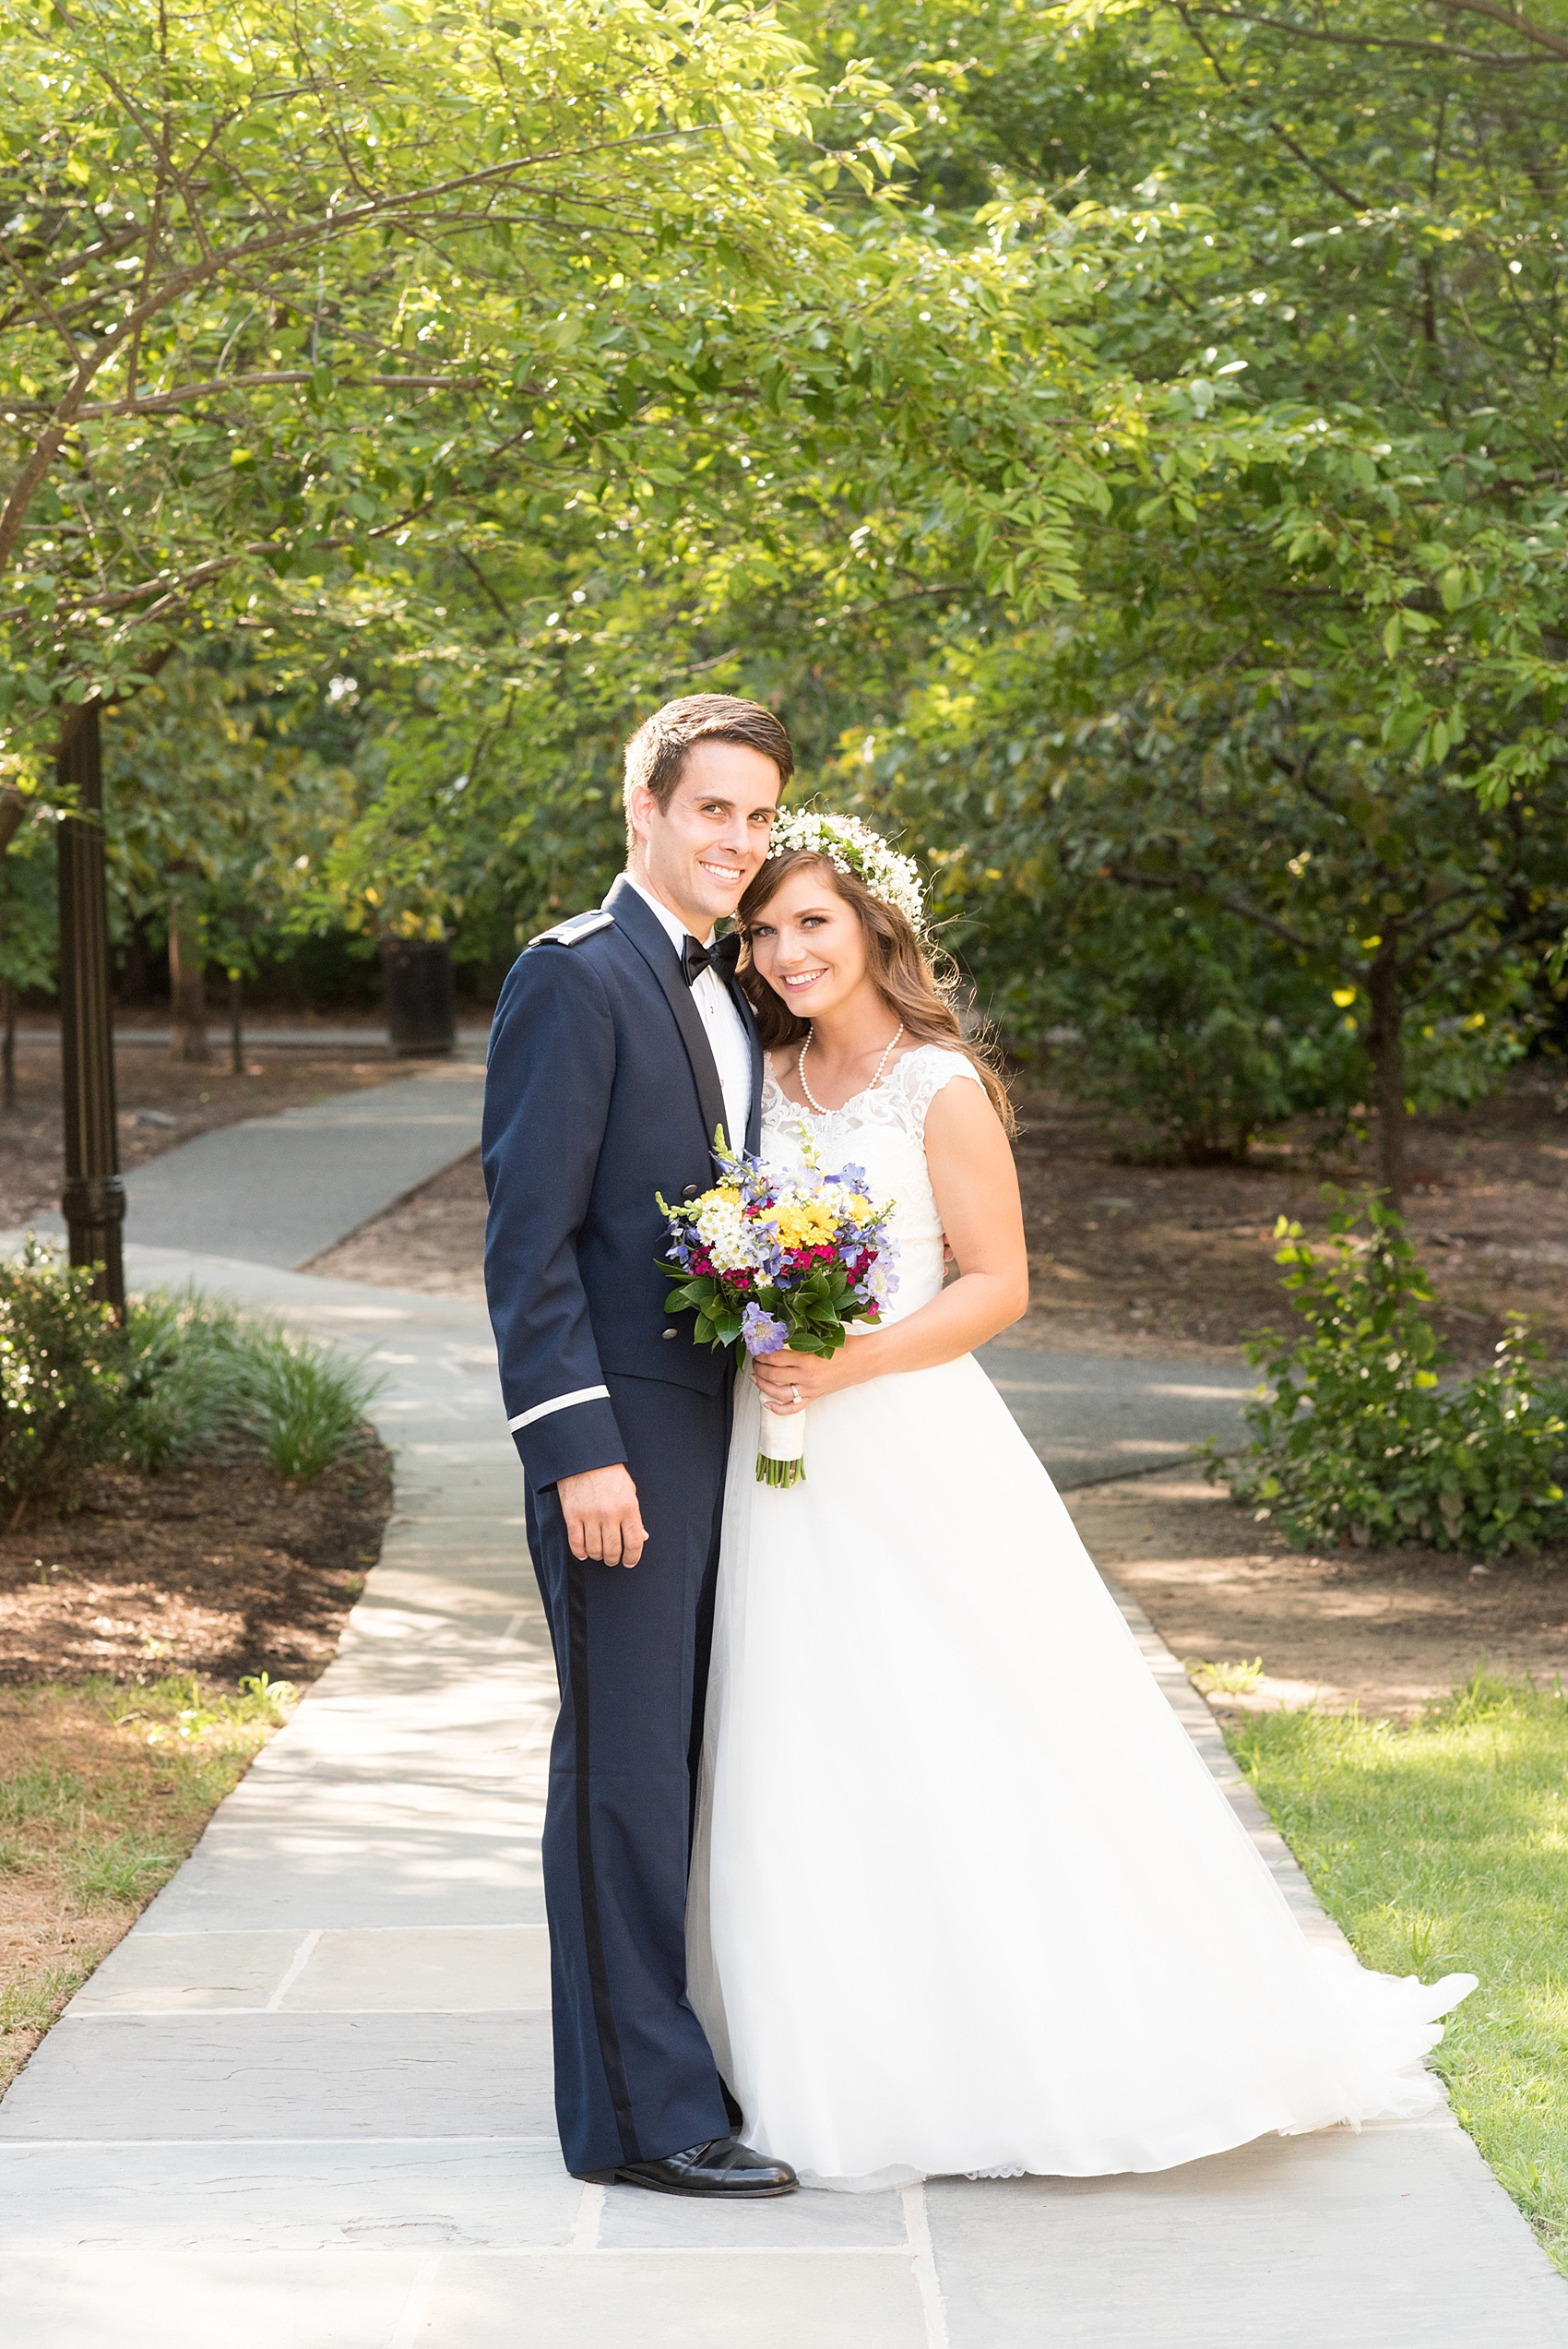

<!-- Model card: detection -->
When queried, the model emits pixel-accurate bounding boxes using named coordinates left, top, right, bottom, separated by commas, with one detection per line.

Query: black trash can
left=381, top=936, right=456, bottom=1057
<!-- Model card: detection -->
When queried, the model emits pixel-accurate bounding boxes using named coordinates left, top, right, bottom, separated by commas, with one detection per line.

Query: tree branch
left=0, top=123, right=712, bottom=578
left=1170, top=4, right=1372, bottom=211
left=1426, top=0, right=1568, bottom=64
left=1103, top=860, right=1324, bottom=957
left=1, top=369, right=488, bottom=422
left=1182, top=6, right=1554, bottom=66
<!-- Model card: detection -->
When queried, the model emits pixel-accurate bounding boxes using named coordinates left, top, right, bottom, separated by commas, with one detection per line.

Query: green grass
left=1185, top=1655, right=1265, bottom=1697
left=0, top=1963, right=90, bottom=2037
left=1231, top=1668, right=1568, bottom=2271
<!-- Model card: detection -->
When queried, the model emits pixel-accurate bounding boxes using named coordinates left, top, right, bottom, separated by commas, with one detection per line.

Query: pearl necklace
left=797, top=1021, right=904, bottom=1116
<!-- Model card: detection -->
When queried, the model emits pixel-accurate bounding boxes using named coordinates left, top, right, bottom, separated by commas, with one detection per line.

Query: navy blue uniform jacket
left=482, top=874, right=764, bottom=1490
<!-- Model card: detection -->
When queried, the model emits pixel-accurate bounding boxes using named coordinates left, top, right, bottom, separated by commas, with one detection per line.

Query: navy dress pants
left=525, top=1370, right=735, bottom=2178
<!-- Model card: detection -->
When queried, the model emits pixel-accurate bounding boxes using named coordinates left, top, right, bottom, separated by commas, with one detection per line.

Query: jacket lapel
left=605, top=875, right=731, bottom=1156
left=729, top=979, right=765, bottom=1156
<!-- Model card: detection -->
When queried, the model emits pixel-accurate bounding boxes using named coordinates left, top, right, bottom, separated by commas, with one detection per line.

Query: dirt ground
left=0, top=1036, right=400, bottom=1232
left=0, top=1441, right=393, bottom=1690
left=1068, top=1467, right=1568, bottom=1723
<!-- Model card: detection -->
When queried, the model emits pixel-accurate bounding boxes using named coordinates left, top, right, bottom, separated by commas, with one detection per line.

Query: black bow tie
left=681, top=931, right=742, bottom=986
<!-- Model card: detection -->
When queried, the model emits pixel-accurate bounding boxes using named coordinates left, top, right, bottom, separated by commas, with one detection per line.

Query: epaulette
left=529, top=908, right=615, bottom=948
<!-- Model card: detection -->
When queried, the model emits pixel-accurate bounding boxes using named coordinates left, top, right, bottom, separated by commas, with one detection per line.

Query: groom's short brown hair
left=623, top=695, right=793, bottom=846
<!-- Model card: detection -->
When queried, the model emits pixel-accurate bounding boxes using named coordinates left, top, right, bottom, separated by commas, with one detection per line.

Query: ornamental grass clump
left=0, top=1245, right=380, bottom=1512
left=1213, top=1195, right=1568, bottom=1560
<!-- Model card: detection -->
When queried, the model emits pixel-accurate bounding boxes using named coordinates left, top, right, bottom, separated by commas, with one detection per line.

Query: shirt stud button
left=662, top=1327, right=679, bottom=1340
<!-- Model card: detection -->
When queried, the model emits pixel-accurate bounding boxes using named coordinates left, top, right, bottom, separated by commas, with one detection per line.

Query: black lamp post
left=54, top=703, right=125, bottom=1314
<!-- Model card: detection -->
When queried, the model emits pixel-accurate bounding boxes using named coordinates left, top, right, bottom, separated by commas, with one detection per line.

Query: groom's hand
left=558, top=1464, right=647, bottom=1568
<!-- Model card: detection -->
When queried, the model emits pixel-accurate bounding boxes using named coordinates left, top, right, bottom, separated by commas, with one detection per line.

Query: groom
left=482, top=695, right=797, bottom=2196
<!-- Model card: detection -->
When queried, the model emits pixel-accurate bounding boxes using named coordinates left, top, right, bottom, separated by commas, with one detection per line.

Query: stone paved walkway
left=2, top=1097, right=1566, bottom=2342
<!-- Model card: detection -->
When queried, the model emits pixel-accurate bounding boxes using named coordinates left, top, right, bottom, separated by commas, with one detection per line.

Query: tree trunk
left=119, top=912, right=151, bottom=1006
left=167, top=912, right=209, bottom=1062
left=1365, top=945, right=1407, bottom=1208
left=230, top=972, right=244, bottom=1078
left=1, top=979, right=14, bottom=1111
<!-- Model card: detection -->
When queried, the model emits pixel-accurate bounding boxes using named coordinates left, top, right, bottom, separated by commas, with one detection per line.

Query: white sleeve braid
left=507, top=1385, right=611, bottom=1434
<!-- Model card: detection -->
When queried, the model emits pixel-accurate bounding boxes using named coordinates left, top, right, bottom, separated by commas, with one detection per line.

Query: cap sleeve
left=897, top=1045, right=987, bottom=1135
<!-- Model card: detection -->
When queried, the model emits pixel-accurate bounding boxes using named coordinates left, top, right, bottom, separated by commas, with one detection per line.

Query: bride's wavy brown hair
left=736, top=849, right=1016, bottom=1135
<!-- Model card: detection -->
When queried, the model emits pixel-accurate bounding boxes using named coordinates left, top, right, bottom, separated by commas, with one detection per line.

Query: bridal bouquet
left=659, top=1139, right=897, bottom=1487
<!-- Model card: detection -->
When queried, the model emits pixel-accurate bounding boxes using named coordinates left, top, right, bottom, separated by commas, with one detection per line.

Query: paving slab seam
left=0, top=2135, right=564, bottom=2150
left=901, top=2186, right=952, bottom=2349
left=264, top=1932, right=321, bottom=2010
left=568, top=2183, right=604, bottom=2251
left=226, top=2243, right=927, bottom=2259
left=387, top=2250, right=443, bottom=2349
left=59, top=2008, right=552, bottom=2020
left=123, top=1925, right=546, bottom=1939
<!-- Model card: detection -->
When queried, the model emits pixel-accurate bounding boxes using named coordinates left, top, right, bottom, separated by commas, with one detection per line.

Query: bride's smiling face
left=745, top=864, right=874, bottom=1020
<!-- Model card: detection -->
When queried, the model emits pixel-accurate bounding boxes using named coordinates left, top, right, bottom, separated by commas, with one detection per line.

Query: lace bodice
left=760, top=1044, right=983, bottom=1326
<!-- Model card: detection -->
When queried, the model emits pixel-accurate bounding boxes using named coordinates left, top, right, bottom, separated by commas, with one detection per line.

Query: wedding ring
left=790, top=1384, right=800, bottom=1405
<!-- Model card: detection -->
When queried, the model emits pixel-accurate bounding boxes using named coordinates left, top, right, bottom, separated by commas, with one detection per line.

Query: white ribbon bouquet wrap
left=658, top=1133, right=897, bottom=1487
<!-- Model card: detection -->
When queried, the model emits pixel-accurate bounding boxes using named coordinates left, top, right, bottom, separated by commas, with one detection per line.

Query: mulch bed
left=0, top=1440, right=394, bottom=1691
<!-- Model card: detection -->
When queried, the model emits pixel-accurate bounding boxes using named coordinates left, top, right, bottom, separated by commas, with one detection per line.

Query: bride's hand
left=752, top=1344, right=861, bottom=1414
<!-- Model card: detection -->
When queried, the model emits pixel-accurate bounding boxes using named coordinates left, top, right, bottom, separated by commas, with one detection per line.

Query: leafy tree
left=0, top=0, right=909, bottom=744
left=781, top=0, right=1568, bottom=1192
left=101, top=658, right=355, bottom=1057
left=0, top=811, right=55, bottom=1104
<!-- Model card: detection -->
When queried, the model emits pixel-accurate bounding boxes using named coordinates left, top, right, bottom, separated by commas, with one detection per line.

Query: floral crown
left=765, top=809, right=925, bottom=930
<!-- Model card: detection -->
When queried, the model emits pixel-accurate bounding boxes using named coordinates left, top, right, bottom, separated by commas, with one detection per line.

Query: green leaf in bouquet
left=664, top=1277, right=720, bottom=1316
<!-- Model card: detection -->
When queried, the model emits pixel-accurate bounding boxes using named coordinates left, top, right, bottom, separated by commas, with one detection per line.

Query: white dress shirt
left=626, top=876, right=754, bottom=1153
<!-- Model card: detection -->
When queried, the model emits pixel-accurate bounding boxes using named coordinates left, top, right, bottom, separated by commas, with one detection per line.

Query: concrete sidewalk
left=977, top=1339, right=1253, bottom=1485
left=10, top=1060, right=486, bottom=1270
left=1, top=1245, right=1564, bottom=2343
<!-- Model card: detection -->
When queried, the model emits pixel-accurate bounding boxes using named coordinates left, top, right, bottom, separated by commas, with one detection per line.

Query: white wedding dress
left=686, top=1044, right=1474, bottom=2191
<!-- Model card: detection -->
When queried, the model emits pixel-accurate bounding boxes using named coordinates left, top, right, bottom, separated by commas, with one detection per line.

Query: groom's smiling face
left=629, top=740, right=783, bottom=937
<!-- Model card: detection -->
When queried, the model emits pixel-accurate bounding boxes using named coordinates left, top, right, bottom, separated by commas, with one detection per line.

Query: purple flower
left=742, top=1303, right=789, bottom=1357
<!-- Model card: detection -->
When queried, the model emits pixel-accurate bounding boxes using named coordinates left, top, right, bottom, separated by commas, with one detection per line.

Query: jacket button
left=662, top=1327, right=679, bottom=1340
left=682, top=1185, right=699, bottom=1201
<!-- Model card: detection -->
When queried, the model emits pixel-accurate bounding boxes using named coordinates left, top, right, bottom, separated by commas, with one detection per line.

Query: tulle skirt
left=687, top=1353, right=1473, bottom=2191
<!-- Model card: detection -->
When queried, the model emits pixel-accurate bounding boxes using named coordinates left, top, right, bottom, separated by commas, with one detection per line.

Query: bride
left=685, top=810, right=1473, bottom=2193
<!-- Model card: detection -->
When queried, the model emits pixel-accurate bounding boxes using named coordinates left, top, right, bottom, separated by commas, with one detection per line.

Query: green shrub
left=1023, top=902, right=1366, bottom=1163
left=1210, top=1195, right=1568, bottom=1559
left=0, top=1242, right=127, bottom=1517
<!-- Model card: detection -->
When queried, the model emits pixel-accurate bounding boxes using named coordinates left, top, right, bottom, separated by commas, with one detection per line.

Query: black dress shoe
left=583, top=2137, right=798, bottom=2197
